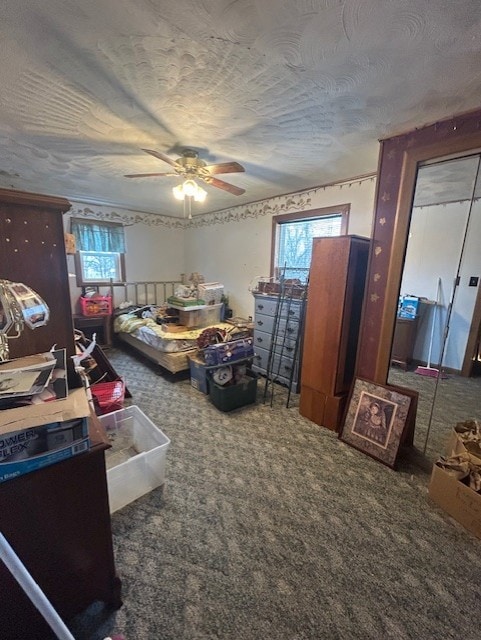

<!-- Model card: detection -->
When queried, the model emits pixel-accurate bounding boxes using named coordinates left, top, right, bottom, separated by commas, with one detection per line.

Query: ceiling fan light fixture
left=172, top=179, right=207, bottom=203
left=194, top=184, right=207, bottom=203
left=172, top=184, right=185, bottom=200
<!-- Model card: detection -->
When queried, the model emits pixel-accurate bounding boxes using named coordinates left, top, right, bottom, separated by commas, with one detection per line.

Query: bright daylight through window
left=273, top=206, right=349, bottom=283
left=71, top=218, right=126, bottom=286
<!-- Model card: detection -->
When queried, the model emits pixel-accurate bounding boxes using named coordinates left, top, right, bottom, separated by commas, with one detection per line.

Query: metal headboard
left=109, top=281, right=181, bottom=309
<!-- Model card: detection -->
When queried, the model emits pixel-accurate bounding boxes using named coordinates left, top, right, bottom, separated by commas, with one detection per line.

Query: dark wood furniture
left=74, top=313, right=113, bottom=347
left=391, top=317, right=418, bottom=370
left=0, top=188, right=121, bottom=637
left=300, top=235, right=370, bottom=431
left=0, top=432, right=122, bottom=640
left=0, top=188, right=76, bottom=386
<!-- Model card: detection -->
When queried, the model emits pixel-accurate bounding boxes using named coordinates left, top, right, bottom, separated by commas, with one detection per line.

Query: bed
left=111, top=281, right=233, bottom=374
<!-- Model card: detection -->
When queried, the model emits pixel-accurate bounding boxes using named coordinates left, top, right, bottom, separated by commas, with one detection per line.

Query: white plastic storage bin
left=99, top=406, right=170, bottom=513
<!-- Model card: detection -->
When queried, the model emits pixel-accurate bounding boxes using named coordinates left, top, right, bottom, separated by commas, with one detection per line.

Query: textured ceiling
left=1, top=0, right=481, bottom=217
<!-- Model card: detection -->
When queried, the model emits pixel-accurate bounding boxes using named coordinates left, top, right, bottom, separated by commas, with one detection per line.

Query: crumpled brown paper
left=455, top=419, right=481, bottom=441
left=454, top=419, right=481, bottom=458
left=436, top=452, right=481, bottom=491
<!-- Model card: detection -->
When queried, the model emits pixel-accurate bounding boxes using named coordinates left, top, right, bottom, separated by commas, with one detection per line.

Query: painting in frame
left=339, top=378, right=413, bottom=469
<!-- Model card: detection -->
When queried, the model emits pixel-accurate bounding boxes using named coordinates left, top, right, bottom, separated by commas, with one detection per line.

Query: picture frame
left=385, top=383, right=419, bottom=449
left=339, top=378, right=413, bottom=469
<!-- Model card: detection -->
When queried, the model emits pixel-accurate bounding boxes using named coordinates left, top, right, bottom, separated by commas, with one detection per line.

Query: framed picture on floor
left=339, top=378, right=413, bottom=468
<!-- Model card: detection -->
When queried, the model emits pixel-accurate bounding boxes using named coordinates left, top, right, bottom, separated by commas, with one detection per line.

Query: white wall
left=400, top=200, right=481, bottom=370
left=64, top=203, right=185, bottom=314
left=183, top=178, right=376, bottom=319
left=63, top=178, right=376, bottom=321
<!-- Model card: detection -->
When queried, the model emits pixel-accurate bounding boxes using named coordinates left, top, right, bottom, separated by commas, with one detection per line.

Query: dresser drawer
left=254, top=329, right=297, bottom=356
left=253, top=346, right=299, bottom=387
left=254, top=313, right=299, bottom=337
left=253, top=296, right=302, bottom=321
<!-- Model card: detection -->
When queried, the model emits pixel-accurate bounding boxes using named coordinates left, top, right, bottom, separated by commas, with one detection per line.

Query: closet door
left=0, top=188, right=76, bottom=383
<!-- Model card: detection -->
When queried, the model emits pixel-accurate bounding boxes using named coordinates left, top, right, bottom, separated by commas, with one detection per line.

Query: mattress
left=114, top=312, right=233, bottom=353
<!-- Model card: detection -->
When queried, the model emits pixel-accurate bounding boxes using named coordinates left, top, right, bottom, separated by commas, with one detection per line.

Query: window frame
left=74, top=250, right=126, bottom=287
left=270, top=204, right=350, bottom=279
left=71, top=218, right=126, bottom=287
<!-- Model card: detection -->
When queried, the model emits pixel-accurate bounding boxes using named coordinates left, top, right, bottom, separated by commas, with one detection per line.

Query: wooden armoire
left=0, top=187, right=76, bottom=383
left=299, top=235, right=370, bottom=431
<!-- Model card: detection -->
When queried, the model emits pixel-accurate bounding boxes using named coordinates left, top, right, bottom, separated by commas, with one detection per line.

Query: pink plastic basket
left=80, top=295, right=112, bottom=317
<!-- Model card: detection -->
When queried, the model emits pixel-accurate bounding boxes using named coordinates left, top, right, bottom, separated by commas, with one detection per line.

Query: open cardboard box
left=0, top=387, right=90, bottom=482
left=428, top=454, right=481, bottom=540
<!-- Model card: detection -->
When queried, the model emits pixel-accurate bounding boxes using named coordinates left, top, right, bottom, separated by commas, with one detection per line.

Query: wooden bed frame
left=116, top=331, right=195, bottom=374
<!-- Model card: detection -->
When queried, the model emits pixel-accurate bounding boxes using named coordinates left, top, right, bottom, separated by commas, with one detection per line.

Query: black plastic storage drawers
left=209, top=370, right=258, bottom=412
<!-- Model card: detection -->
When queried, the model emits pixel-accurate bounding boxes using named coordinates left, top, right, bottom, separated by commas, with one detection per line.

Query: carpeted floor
left=69, top=347, right=481, bottom=640
left=388, top=366, right=481, bottom=460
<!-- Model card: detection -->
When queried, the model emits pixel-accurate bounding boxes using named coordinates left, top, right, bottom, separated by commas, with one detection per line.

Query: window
left=271, top=205, right=349, bottom=283
left=71, top=218, right=126, bottom=286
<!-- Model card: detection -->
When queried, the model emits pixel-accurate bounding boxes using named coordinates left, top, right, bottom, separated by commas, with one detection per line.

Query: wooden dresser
left=299, top=235, right=370, bottom=431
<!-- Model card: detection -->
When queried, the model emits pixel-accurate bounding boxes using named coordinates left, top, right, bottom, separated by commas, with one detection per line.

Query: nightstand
left=73, top=314, right=112, bottom=347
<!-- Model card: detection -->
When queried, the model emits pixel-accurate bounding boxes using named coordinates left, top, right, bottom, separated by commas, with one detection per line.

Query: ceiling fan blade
left=203, top=161, right=245, bottom=175
left=204, top=176, right=246, bottom=195
left=142, top=148, right=180, bottom=168
left=124, top=172, right=176, bottom=178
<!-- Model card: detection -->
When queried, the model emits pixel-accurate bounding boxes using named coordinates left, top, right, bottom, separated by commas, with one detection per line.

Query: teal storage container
left=209, top=370, right=258, bottom=412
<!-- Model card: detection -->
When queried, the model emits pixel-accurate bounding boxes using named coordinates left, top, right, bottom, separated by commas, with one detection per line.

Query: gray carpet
left=388, top=366, right=481, bottom=460
left=70, top=348, right=481, bottom=640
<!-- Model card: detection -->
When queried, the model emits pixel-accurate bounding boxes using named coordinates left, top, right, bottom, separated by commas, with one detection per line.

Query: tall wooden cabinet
left=299, top=235, right=370, bottom=431
left=0, top=188, right=121, bottom=637
left=0, top=187, right=76, bottom=384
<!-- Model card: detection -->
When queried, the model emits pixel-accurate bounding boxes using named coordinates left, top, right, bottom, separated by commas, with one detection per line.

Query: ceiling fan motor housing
left=177, top=149, right=206, bottom=173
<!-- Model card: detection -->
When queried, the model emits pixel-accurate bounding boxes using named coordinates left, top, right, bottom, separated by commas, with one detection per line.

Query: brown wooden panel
left=0, top=444, right=121, bottom=639
left=299, top=385, right=346, bottom=431
left=0, top=189, right=76, bottom=386
left=301, top=237, right=350, bottom=391
left=299, top=385, right=327, bottom=426
left=301, top=235, right=369, bottom=396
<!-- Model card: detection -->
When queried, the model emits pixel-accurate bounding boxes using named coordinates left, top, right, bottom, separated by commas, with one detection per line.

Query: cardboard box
left=0, top=388, right=90, bottom=482
left=428, top=460, right=481, bottom=540
left=188, top=354, right=210, bottom=394
left=198, top=282, right=224, bottom=305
